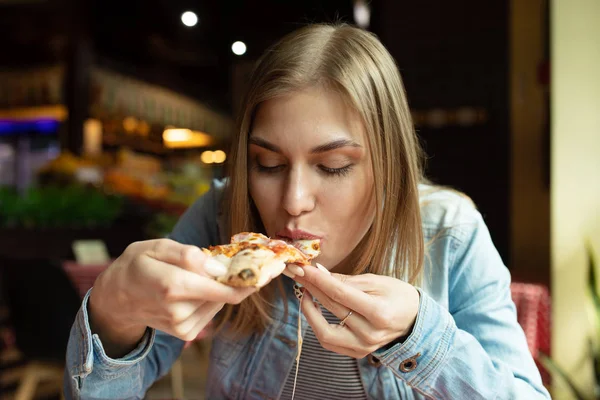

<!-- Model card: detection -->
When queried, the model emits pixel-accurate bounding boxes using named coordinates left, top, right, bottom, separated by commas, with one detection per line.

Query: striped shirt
left=279, top=307, right=367, bottom=400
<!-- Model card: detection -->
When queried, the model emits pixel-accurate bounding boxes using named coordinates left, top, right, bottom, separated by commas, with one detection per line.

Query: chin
left=316, top=255, right=338, bottom=270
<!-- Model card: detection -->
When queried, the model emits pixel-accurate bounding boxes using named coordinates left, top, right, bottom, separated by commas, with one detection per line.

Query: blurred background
left=0, top=0, right=598, bottom=399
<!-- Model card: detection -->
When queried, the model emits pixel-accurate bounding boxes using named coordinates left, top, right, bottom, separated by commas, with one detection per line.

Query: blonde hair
left=220, top=23, right=425, bottom=335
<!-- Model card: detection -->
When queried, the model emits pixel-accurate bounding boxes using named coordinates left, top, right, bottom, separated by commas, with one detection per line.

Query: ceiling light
left=163, top=128, right=191, bottom=142
left=122, top=116, right=138, bottom=133
left=213, top=150, right=226, bottom=163
left=201, top=151, right=214, bottom=164
left=181, top=11, right=198, bottom=27
left=163, top=128, right=212, bottom=148
left=353, top=0, right=371, bottom=29
left=231, top=41, right=247, bottom=56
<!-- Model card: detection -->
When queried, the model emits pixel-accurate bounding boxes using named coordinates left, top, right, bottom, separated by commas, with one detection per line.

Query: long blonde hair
left=220, top=23, right=425, bottom=335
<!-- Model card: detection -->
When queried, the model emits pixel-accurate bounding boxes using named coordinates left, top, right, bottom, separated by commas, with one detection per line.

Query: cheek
left=321, top=169, right=375, bottom=217
left=248, top=174, right=280, bottom=220
left=319, top=170, right=375, bottom=251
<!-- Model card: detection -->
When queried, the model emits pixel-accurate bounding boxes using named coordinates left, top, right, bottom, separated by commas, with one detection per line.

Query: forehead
left=250, top=87, right=367, bottom=147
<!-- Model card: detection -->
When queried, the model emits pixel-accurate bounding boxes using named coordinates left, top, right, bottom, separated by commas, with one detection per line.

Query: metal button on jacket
left=367, top=354, right=381, bottom=367
left=399, top=353, right=421, bottom=373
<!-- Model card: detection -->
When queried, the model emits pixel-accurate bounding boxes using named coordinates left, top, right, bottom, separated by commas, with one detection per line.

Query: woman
left=65, top=24, right=550, bottom=399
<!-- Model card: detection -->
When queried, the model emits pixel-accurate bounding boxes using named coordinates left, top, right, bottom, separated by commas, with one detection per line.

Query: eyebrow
left=249, top=137, right=362, bottom=154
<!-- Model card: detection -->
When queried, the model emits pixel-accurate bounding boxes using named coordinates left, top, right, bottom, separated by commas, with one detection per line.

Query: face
left=248, top=86, right=376, bottom=271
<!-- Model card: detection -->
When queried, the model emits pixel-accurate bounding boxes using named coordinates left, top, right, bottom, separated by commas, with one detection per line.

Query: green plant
left=0, top=184, right=125, bottom=228
left=539, top=244, right=600, bottom=400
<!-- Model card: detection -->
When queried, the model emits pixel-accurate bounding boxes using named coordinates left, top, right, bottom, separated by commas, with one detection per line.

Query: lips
left=275, top=228, right=322, bottom=241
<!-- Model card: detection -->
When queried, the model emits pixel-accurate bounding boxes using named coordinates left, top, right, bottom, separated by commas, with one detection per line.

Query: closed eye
left=319, top=164, right=354, bottom=177
left=253, top=163, right=354, bottom=177
left=254, top=163, right=285, bottom=173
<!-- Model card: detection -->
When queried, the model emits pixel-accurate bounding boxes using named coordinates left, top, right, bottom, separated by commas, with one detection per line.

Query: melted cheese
left=213, top=254, right=232, bottom=269
left=292, top=239, right=321, bottom=258
left=229, top=248, right=276, bottom=274
left=255, top=259, right=286, bottom=287
left=292, top=296, right=303, bottom=400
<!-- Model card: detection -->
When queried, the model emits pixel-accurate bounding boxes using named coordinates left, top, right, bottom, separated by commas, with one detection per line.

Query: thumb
left=142, top=239, right=227, bottom=278
left=180, top=247, right=228, bottom=278
left=202, top=256, right=229, bottom=278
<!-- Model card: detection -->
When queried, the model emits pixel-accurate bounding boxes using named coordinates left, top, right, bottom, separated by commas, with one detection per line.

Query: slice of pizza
left=201, top=232, right=321, bottom=288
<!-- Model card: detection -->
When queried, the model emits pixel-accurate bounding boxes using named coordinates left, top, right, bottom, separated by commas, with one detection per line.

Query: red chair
left=62, top=261, right=111, bottom=298
left=510, top=282, right=552, bottom=385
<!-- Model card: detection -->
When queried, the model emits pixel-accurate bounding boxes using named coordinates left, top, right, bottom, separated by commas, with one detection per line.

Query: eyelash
left=319, top=165, right=354, bottom=177
left=254, top=164, right=354, bottom=177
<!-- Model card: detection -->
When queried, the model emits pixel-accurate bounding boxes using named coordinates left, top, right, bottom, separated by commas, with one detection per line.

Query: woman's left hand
left=294, top=265, right=420, bottom=359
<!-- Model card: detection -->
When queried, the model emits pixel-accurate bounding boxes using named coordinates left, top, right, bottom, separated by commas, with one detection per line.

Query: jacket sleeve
left=63, top=291, right=185, bottom=400
left=371, top=205, right=551, bottom=399
left=64, top=180, right=225, bottom=399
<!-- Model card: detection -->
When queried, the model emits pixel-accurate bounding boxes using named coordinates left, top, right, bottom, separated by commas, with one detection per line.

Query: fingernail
left=289, top=264, right=305, bottom=277
left=204, top=258, right=228, bottom=277
left=316, top=263, right=331, bottom=275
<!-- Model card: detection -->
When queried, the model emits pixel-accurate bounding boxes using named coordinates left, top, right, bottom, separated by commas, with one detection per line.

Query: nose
left=282, top=166, right=315, bottom=217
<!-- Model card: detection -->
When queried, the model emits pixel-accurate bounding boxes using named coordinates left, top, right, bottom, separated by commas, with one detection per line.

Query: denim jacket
left=64, top=179, right=551, bottom=399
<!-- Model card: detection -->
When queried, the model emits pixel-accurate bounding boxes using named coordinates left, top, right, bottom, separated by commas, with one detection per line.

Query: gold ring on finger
left=339, top=310, right=353, bottom=327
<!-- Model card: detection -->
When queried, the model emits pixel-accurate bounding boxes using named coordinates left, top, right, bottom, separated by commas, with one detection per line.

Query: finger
left=179, top=270, right=257, bottom=303
left=161, top=301, right=203, bottom=325
left=330, top=272, right=381, bottom=293
left=301, top=289, right=359, bottom=348
left=203, top=258, right=229, bottom=278
left=302, top=281, right=349, bottom=319
left=318, top=342, right=368, bottom=359
left=164, top=302, right=204, bottom=333
left=200, top=301, right=224, bottom=329
left=144, top=259, right=257, bottom=303
left=168, top=301, right=223, bottom=341
left=143, top=238, right=199, bottom=266
left=141, top=239, right=212, bottom=276
left=302, top=281, right=370, bottom=333
left=287, top=264, right=305, bottom=277
left=184, top=302, right=223, bottom=340
left=304, top=282, right=375, bottom=346
left=315, top=263, right=331, bottom=275
left=282, top=269, right=295, bottom=279
left=296, top=266, right=375, bottom=317
left=181, top=301, right=223, bottom=335
left=204, top=300, right=225, bottom=320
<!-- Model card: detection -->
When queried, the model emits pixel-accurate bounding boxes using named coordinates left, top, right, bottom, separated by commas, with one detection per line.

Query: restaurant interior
left=0, top=0, right=598, bottom=399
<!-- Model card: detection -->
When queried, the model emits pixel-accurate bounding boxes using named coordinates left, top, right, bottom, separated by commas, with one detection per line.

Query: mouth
left=275, top=228, right=322, bottom=241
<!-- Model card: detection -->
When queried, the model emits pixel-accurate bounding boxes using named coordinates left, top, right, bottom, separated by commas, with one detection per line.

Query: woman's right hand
left=88, top=239, right=256, bottom=358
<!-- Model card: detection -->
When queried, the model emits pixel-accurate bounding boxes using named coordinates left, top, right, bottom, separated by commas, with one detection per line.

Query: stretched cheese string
left=291, top=264, right=326, bottom=399
left=291, top=287, right=303, bottom=400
